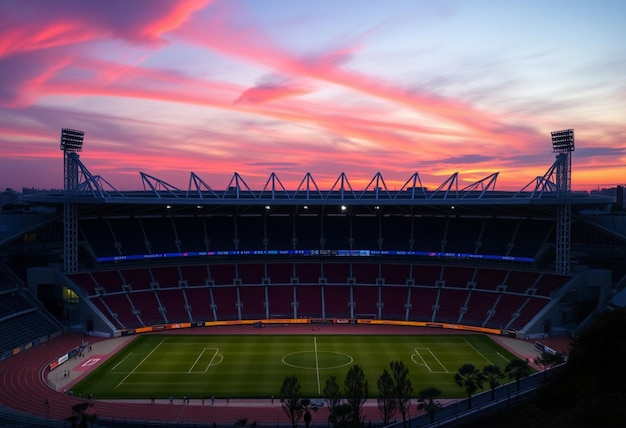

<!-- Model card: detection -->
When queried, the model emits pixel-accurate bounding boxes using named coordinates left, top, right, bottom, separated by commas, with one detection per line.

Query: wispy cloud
left=0, top=0, right=624, bottom=191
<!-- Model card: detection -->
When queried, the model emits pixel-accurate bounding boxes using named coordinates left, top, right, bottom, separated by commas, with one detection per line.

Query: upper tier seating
left=80, top=214, right=553, bottom=260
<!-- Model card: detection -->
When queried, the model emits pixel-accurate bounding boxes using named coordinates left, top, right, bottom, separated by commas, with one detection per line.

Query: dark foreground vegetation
left=480, top=307, right=626, bottom=428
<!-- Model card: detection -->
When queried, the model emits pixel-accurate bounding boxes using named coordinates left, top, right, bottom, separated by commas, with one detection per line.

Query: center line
left=314, top=337, right=321, bottom=394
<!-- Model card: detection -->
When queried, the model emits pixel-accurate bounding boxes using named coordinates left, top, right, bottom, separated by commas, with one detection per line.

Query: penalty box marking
left=189, top=347, right=223, bottom=373
left=116, top=338, right=165, bottom=389
left=411, top=347, right=449, bottom=373
left=116, top=341, right=222, bottom=388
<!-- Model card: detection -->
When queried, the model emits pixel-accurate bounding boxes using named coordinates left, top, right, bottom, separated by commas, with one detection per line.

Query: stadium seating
left=158, top=288, right=189, bottom=323
left=142, top=217, right=178, bottom=254
left=68, top=212, right=575, bottom=331
left=150, top=266, right=182, bottom=288
left=237, top=263, right=265, bottom=285
left=236, top=215, right=266, bottom=250
left=380, top=285, right=409, bottom=319
left=407, top=287, right=438, bottom=320
left=323, top=285, right=351, bottom=319
left=266, top=262, right=294, bottom=284
left=266, top=215, right=294, bottom=249
left=353, top=285, right=379, bottom=318
left=78, top=214, right=555, bottom=261
left=294, top=285, right=323, bottom=318
left=461, top=290, right=500, bottom=326
left=0, top=311, right=59, bottom=353
left=71, top=261, right=571, bottom=330
left=211, top=286, right=238, bottom=319
left=183, top=287, right=213, bottom=320
left=266, top=285, right=294, bottom=318
left=0, top=291, right=36, bottom=318
left=435, top=288, right=469, bottom=323
left=238, top=285, right=266, bottom=319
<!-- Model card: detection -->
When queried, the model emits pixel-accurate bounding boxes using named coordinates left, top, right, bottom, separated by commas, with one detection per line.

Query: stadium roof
left=23, top=153, right=615, bottom=210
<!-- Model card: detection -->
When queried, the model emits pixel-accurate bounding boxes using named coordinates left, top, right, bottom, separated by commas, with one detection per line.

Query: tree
left=534, top=350, right=566, bottom=379
left=328, top=403, right=354, bottom=428
left=300, top=399, right=317, bottom=428
left=454, top=363, right=484, bottom=409
left=390, top=360, right=413, bottom=428
left=324, top=374, right=343, bottom=425
left=344, top=364, right=369, bottom=427
left=505, top=359, right=531, bottom=392
left=523, top=308, right=626, bottom=427
left=280, top=375, right=305, bottom=428
left=324, top=375, right=342, bottom=409
left=417, top=387, right=442, bottom=424
left=482, top=364, right=505, bottom=400
left=376, top=369, right=397, bottom=425
left=68, top=402, right=96, bottom=428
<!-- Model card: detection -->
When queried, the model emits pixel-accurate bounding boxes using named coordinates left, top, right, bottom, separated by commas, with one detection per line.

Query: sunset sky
left=1, top=0, right=624, bottom=192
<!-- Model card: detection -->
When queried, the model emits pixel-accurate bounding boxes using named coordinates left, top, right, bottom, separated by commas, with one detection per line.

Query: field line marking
left=464, top=339, right=493, bottom=365
left=111, top=352, right=133, bottom=371
left=188, top=348, right=207, bottom=373
left=426, top=348, right=449, bottom=373
left=314, top=337, right=321, bottom=394
left=115, top=338, right=165, bottom=389
left=413, top=348, right=432, bottom=372
left=204, top=348, right=220, bottom=372
left=496, top=352, right=509, bottom=362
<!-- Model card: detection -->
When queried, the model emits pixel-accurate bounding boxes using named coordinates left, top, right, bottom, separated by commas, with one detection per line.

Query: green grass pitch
left=72, top=334, right=519, bottom=399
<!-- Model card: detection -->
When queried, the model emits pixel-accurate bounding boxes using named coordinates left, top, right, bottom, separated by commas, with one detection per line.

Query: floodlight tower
left=551, top=129, right=574, bottom=274
left=60, top=128, right=84, bottom=274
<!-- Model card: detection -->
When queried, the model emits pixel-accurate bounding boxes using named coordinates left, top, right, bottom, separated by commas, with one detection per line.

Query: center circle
left=282, top=351, right=353, bottom=370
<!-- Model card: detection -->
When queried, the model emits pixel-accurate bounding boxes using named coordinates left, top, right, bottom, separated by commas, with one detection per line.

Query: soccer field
left=72, top=334, right=518, bottom=399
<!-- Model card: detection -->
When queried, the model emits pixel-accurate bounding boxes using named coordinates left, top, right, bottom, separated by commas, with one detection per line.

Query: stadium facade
left=2, top=129, right=622, bottom=348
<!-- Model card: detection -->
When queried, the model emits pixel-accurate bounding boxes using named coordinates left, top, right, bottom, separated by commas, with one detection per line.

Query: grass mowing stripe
left=111, top=352, right=132, bottom=370
left=314, top=336, right=321, bottom=394
left=464, top=338, right=494, bottom=365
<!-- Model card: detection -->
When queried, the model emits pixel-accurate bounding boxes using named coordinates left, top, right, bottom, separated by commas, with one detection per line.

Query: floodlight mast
left=551, top=129, right=574, bottom=275
left=60, top=128, right=84, bottom=274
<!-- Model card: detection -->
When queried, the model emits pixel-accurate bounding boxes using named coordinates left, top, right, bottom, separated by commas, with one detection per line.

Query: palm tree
left=454, top=363, right=484, bottom=409
left=482, top=364, right=505, bottom=400
left=505, top=358, right=532, bottom=392
left=417, top=386, right=443, bottom=423
left=534, top=351, right=566, bottom=379
left=301, top=398, right=314, bottom=428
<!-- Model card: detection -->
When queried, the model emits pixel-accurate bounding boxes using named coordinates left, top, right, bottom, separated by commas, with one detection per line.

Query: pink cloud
left=172, top=1, right=547, bottom=160
left=235, top=81, right=313, bottom=104
left=0, top=0, right=211, bottom=58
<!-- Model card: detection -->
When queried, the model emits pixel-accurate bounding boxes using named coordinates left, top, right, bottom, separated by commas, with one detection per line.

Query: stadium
left=0, top=128, right=624, bottom=427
